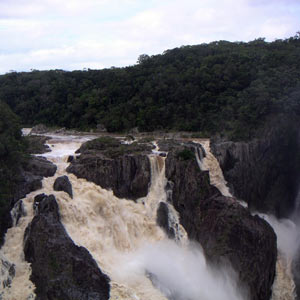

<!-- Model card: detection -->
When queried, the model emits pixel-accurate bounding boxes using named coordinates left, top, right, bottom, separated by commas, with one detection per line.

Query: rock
left=24, top=195, right=110, bottom=300
left=0, top=156, right=56, bottom=247
left=53, top=176, right=73, bottom=198
left=24, top=156, right=57, bottom=178
left=67, top=137, right=152, bottom=200
left=0, top=252, right=15, bottom=290
left=31, top=124, right=48, bottom=134
left=156, top=202, right=175, bottom=239
left=67, top=155, right=74, bottom=163
left=96, top=123, right=107, bottom=132
left=25, top=135, right=51, bottom=154
left=54, top=127, right=66, bottom=134
left=10, top=200, right=26, bottom=226
left=165, top=146, right=277, bottom=300
left=33, top=193, right=47, bottom=213
left=211, top=116, right=300, bottom=218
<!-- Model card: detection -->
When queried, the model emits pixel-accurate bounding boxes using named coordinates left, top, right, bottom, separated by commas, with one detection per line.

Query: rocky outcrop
left=0, top=252, right=15, bottom=292
left=156, top=202, right=175, bottom=239
left=0, top=156, right=56, bottom=247
left=211, top=116, right=300, bottom=218
left=67, top=137, right=152, bottom=200
left=25, top=135, right=51, bottom=154
left=11, top=156, right=57, bottom=204
left=24, top=194, right=110, bottom=300
left=53, top=175, right=73, bottom=198
left=165, top=146, right=277, bottom=300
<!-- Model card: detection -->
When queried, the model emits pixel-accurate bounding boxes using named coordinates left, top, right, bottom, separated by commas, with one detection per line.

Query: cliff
left=211, top=115, right=300, bottom=218
left=165, top=144, right=277, bottom=300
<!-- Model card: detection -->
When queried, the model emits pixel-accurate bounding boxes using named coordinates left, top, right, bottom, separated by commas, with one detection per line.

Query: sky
left=0, top=0, right=299, bottom=74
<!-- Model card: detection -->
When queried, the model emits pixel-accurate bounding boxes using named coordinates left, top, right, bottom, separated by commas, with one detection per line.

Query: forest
left=0, top=34, right=300, bottom=140
left=0, top=102, right=27, bottom=222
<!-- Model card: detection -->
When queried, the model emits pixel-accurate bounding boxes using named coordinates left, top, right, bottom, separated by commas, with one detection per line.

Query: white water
left=21, top=128, right=32, bottom=136
left=0, top=134, right=253, bottom=299
left=193, top=139, right=232, bottom=197
left=192, top=139, right=297, bottom=299
left=259, top=214, right=298, bottom=300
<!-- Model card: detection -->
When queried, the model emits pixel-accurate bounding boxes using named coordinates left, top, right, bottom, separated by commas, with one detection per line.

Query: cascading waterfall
left=0, top=134, right=248, bottom=300
left=192, top=139, right=297, bottom=300
left=193, top=139, right=232, bottom=198
left=259, top=215, right=298, bottom=300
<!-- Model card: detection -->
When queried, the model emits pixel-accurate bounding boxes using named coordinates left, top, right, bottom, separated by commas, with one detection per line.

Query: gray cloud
left=0, top=0, right=299, bottom=73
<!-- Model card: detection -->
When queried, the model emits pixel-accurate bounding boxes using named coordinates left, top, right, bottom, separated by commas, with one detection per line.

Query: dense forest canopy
left=0, top=102, right=26, bottom=221
left=1, top=35, right=300, bottom=140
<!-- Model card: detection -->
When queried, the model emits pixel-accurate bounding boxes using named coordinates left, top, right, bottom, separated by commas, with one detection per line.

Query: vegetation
left=1, top=34, right=300, bottom=140
left=0, top=102, right=27, bottom=226
left=176, top=149, right=195, bottom=161
left=80, top=136, right=153, bottom=158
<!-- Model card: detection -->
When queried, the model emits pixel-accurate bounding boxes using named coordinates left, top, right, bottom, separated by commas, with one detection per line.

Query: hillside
left=1, top=35, right=300, bottom=140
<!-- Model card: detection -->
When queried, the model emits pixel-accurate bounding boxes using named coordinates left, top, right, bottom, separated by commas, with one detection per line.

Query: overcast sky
left=0, top=0, right=299, bottom=74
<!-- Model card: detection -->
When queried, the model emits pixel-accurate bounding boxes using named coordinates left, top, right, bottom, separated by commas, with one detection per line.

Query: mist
left=116, top=240, right=248, bottom=300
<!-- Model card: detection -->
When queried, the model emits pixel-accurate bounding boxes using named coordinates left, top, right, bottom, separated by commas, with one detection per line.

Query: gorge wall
left=211, top=115, right=300, bottom=218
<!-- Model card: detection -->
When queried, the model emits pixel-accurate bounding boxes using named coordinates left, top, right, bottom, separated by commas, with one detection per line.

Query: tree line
left=1, top=34, right=300, bottom=140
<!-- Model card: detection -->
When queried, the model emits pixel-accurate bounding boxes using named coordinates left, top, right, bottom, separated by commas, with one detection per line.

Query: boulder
left=67, top=155, right=74, bottom=163
left=31, top=124, right=48, bottom=134
left=25, top=135, right=51, bottom=154
left=24, top=195, right=110, bottom=300
left=53, top=176, right=73, bottom=198
left=10, top=200, right=26, bottom=226
left=67, top=137, right=152, bottom=200
left=24, top=156, right=57, bottom=178
left=165, top=146, right=277, bottom=300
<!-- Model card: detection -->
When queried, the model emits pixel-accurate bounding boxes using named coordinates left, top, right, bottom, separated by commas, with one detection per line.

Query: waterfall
left=193, top=139, right=233, bottom=197
left=0, top=134, right=246, bottom=299
left=259, top=215, right=297, bottom=300
left=193, top=138, right=297, bottom=300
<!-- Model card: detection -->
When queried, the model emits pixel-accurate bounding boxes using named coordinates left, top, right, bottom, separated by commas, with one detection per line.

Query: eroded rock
left=24, top=194, right=110, bottom=300
left=165, top=146, right=277, bottom=300
left=53, top=176, right=73, bottom=198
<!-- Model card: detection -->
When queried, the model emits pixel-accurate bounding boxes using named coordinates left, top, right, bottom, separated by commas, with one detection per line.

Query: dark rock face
left=165, top=147, right=277, bottom=300
left=67, top=155, right=74, bottom=163
left=211, top=117, right=300, bottom=218
left=292, top=253, right=300, bottom=300
left=0, top=252, right=16, bottom=290
left=68, top=153, right=150, bottom=200
left=25, top=135, right=51, bottom=154
left=156, top=202, right=175, bottom=239
left=24, top=195, right=110, bottom=300
left=53, top=175, right=73, bottom=198
left=10, top=200, right=26, bottom=226
left=0, top=155, right=57, bottom=247
left=24, top=156, right=57, bottom=178
left=67, top=138, right=152, bottom=200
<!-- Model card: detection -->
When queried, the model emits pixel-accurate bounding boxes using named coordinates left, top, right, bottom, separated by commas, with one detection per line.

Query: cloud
left=0, top=0, right=299, bottom=73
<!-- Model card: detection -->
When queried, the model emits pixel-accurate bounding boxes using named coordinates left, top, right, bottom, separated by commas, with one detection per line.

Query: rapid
left=0, top=133, right=297, bottom=300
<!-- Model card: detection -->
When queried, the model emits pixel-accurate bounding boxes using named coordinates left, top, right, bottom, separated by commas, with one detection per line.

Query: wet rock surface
left=67, top=137, right=152, bottom=200
left=211, top=117, right=300, bottom=218
left=24, top=194, right=110, bottom=300
left=0, top=156, right=56, bottom=247
left=0, top=252, right=15, bottom=292
left=156, top=202, right=175, bottom=239
left=25, top=135, right=51, bottom=154
left=53, top=175, right=73, bottom=198
left=165, top=145, right=277, bottom=300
